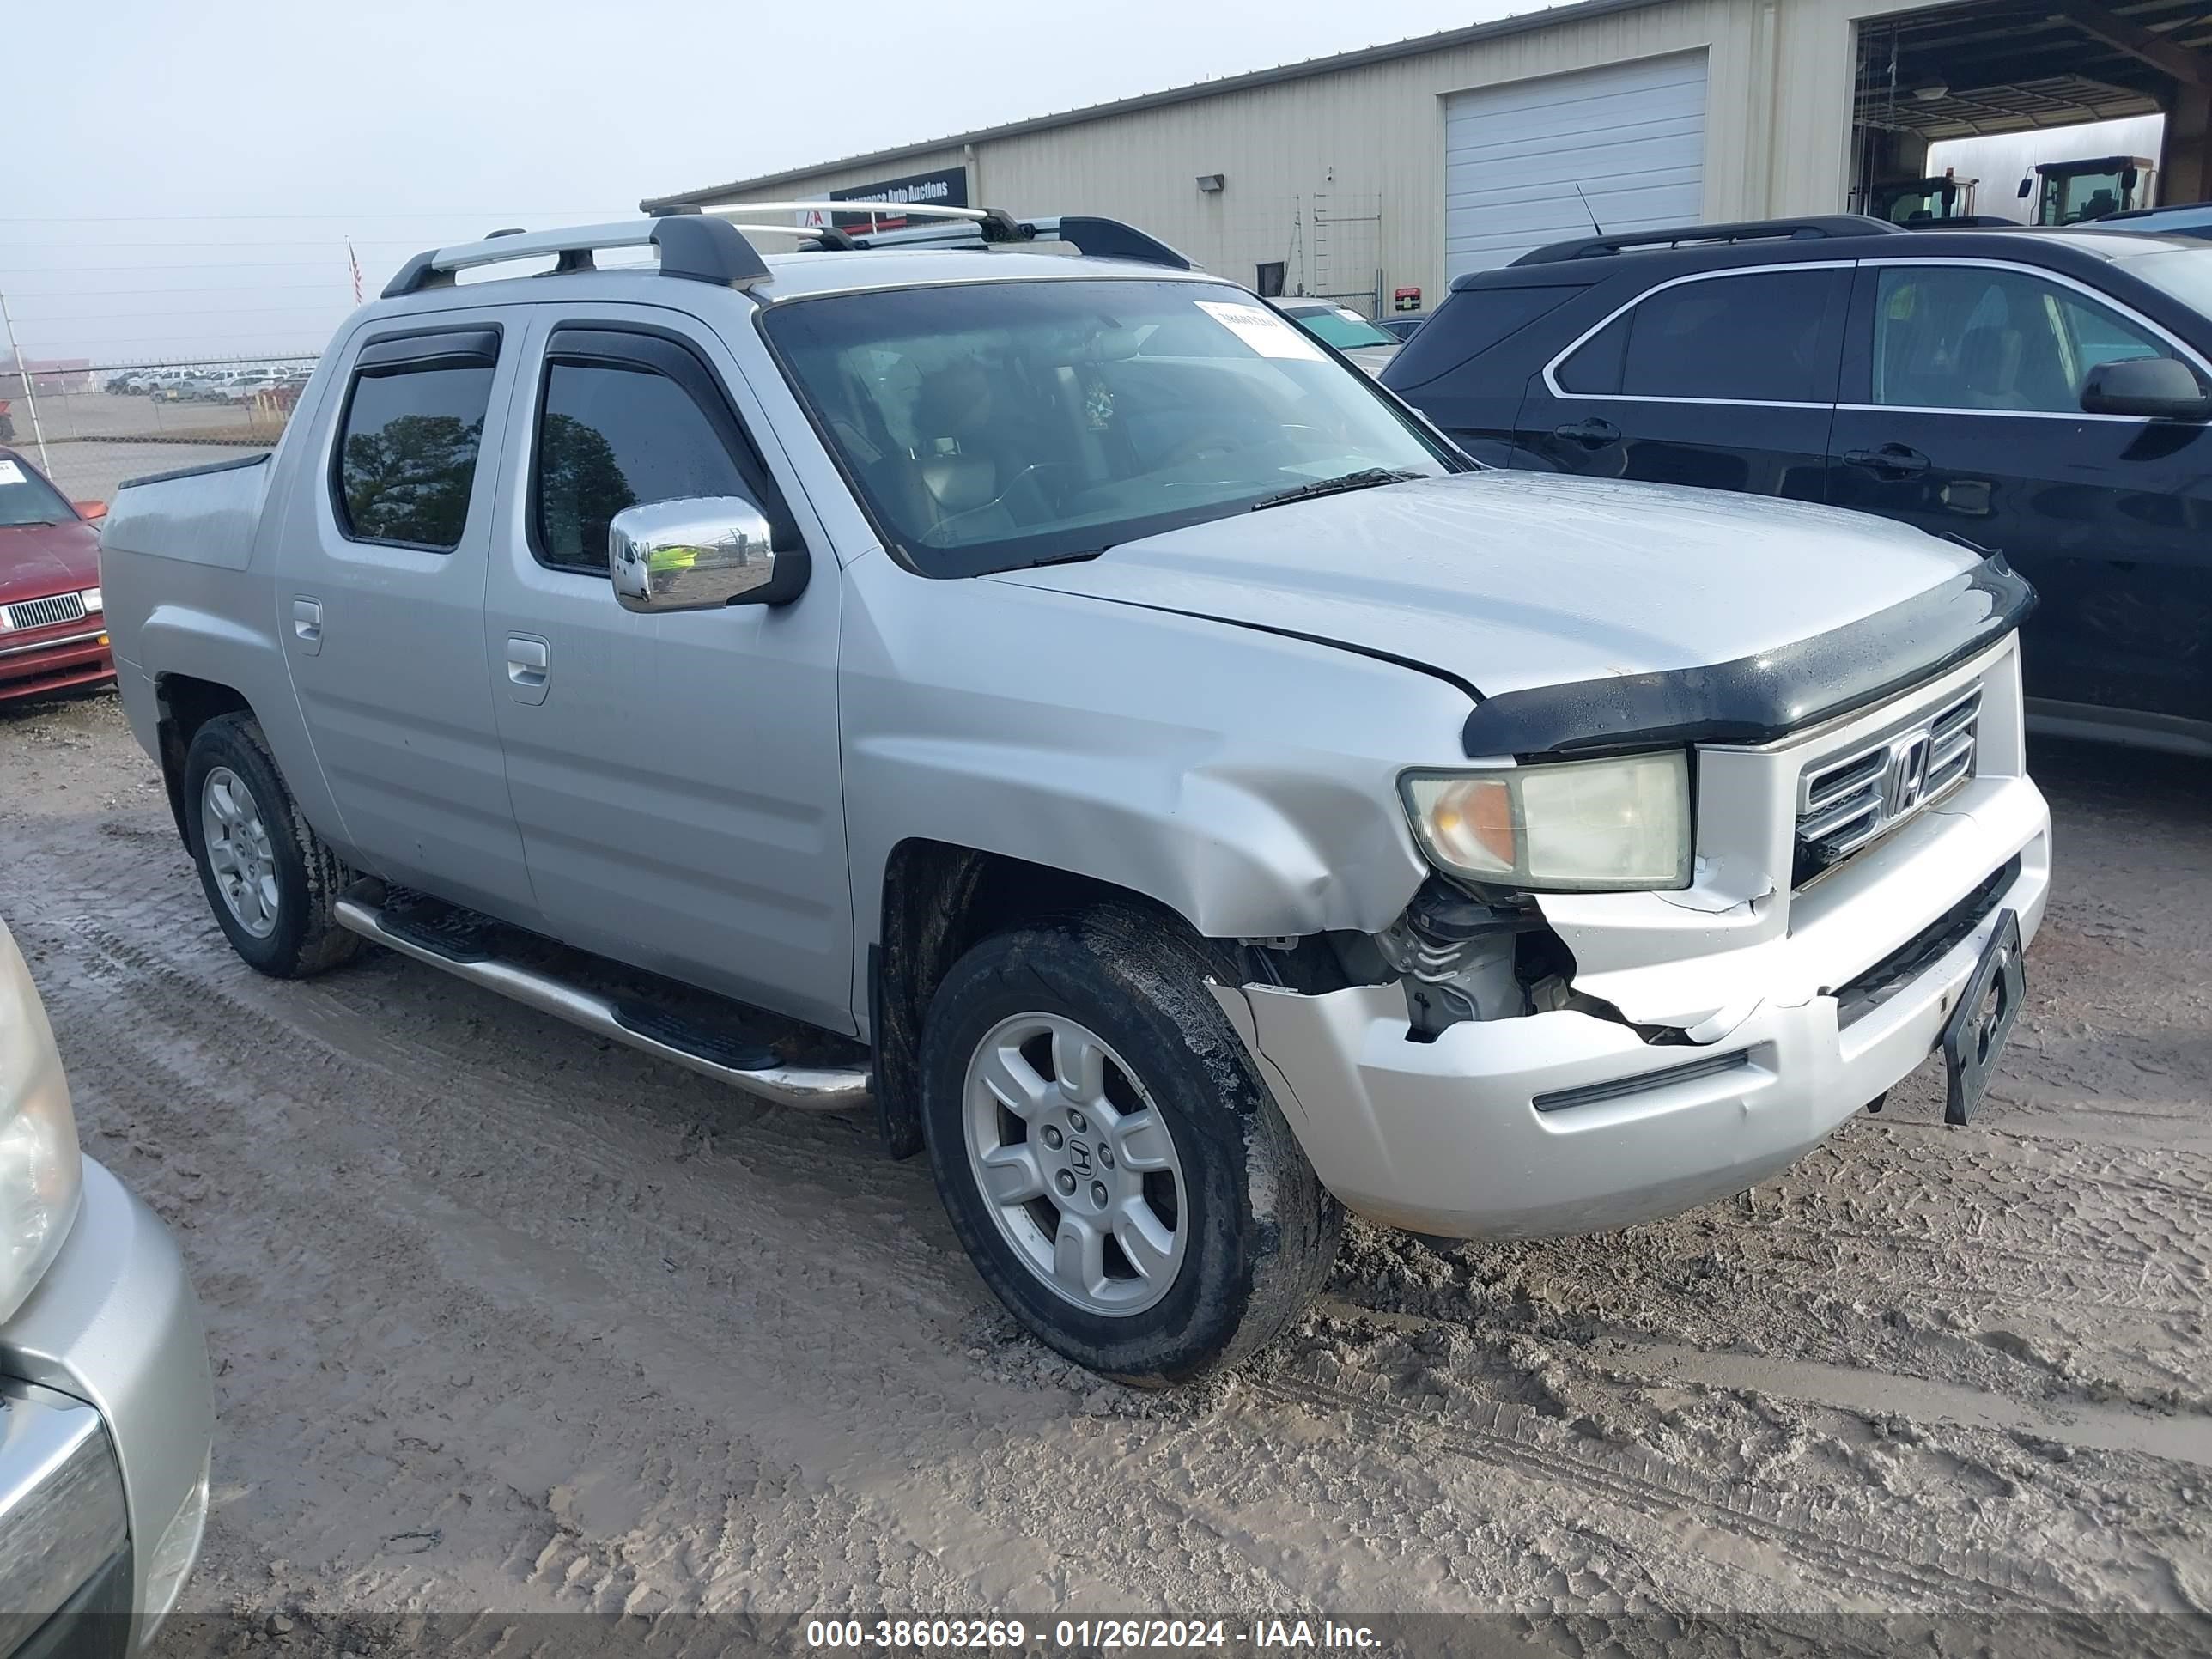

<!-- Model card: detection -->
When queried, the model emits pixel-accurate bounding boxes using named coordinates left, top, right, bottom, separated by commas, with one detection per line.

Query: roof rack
left=381, top=201, right=1193, bottom=301
left=383, top=216, right=768, bottom=298
left=1508, top=215, right=1907, bottom=267
left=665, top=198, right=1195, bottom=270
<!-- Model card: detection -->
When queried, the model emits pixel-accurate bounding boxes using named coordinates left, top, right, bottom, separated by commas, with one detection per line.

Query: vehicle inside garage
left=1852, top=0, right=2212, bottom=219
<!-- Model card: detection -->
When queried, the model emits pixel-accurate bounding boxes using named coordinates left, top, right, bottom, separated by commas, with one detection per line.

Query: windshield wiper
left=1249, top=467, right=1425, bottom=513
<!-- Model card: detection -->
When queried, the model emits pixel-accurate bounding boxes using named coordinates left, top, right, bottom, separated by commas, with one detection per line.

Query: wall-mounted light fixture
left=1195, top=173, right=1226, bottom=193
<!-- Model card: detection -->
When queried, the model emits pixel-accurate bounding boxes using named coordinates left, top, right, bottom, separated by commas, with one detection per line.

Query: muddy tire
left=183, top=713, right=361, bottom=979
left=921, top=904, right=1340, bottom=1386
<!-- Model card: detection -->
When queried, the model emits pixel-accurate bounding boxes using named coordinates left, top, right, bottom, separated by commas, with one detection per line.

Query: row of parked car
left=104, top=365, right=313, bottom=404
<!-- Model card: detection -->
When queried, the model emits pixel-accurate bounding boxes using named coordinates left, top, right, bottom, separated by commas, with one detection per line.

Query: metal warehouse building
left=647, top=0, right=2212, bottom=313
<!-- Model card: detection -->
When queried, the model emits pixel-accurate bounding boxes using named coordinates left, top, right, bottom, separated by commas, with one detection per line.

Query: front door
left=1827, top=258, right=2212, bottom=733
left=278, top=313, right=541, bottom=920
left=482, top=307, right=854, bottom=1032
left=1512, top=263, right=1848, bottom=503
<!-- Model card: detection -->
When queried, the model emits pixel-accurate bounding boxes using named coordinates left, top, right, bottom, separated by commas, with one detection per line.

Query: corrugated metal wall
left=737, top=0, right=1950, bottom=306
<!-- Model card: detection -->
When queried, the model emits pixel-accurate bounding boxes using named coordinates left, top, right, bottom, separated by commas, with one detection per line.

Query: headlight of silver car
left=1401, top=750, right=1693, bottom=892
left=0, top=921, right=83, bottom=1322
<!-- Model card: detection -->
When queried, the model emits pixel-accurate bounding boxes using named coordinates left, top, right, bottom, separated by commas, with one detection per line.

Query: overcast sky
left=5, top=0, right=1542, bottom=367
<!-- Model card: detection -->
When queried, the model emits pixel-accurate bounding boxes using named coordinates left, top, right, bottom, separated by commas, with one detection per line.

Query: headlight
left=80, top=586, right=103, bottom=613
left=0, top=923, right=83, bottom=1323
left=1401, top=750, right=1692, bottom=891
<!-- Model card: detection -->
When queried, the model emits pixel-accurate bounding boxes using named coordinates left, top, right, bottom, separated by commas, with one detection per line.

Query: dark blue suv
left=1382, top=215, right=2212, bottom=757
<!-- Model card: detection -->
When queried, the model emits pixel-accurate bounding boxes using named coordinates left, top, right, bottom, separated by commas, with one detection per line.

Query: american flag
left=347, top=240, right=363, bottom=306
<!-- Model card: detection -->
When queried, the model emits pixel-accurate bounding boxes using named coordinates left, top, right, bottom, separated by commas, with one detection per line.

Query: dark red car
left=0, top=447, right=112, bottom=705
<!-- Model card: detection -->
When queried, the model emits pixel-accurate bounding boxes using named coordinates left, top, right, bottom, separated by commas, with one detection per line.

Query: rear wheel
left=183, top=714, right=360, bottom=978
left=921, top=905, right=1340, bottom=1386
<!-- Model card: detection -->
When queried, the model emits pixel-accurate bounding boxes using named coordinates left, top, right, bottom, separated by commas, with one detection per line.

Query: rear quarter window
left=1384, top=283, right=1590, bottom=388
left=333, top=336, right=499, bottom=550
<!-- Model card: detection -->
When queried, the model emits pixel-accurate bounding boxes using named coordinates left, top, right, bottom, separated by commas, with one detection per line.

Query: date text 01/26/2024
left=804, top=1620, right=1383, bottom=1651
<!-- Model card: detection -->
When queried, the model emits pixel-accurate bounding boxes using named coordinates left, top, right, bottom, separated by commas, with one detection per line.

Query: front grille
left=1, top=591, right=88, bottom=632
left=1795, top=684, right=1980, bottom=885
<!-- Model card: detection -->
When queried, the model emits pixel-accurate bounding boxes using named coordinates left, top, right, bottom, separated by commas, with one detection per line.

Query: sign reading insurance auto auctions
left=795, top=167, right=971, bottom=232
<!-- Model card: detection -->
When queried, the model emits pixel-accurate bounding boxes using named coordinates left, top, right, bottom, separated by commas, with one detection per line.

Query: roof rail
left=380, top=201, right=1194, bottom=302
left=665, top=198, right=1195, bottom=270
left=1508, top=215, right=1906, bottom=268
left=381, top=216, right=769, bottom=298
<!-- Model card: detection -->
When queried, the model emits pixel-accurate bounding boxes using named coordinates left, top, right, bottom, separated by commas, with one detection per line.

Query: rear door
left=1512, top=264, right=1849, bottom=501
left=279, top=313, right=540, bottom=920
left=481, top=305, right=854, bottom=1031
left=1827, top=257, right=2212, bottom=732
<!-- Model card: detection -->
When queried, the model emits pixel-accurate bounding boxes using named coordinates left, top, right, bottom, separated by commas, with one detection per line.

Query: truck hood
left=988, top=471, right=1982, bottom=699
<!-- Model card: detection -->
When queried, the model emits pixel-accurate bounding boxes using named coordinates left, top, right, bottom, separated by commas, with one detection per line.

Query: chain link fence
left=3, top=352, right=319, bottom=505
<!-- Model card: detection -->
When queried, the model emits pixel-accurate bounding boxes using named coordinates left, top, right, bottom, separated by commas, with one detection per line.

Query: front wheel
left=921, top=905, right=1340, bottom=1386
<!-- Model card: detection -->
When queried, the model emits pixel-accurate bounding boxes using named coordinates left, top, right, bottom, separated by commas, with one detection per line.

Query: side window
left=334, top=331, right=499, bottom=550
left=1387, top=283, right=1589, bottom=389
left=1870, top=265, right=2181, bottom=413
left=1556, top=269, right=1844, bottom=403
left=530, top=332, right=783, bottom=574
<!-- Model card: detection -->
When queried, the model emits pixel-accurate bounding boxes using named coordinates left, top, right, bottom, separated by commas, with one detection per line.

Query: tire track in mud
left=1252, top=1367, right=2118, bottom=1614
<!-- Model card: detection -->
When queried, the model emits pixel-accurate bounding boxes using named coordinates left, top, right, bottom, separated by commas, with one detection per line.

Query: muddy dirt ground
left=3, top=690, right=2207, bottom=1648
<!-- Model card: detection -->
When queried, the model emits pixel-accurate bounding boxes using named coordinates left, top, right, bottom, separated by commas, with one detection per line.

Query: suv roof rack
left=383, top=202, right=1194, bottom=301
left=1508, top=215, right=1908, bottom=267
left=383, top=216, right=769, bottom=297
left=663, top=199, right=1195, bottom=270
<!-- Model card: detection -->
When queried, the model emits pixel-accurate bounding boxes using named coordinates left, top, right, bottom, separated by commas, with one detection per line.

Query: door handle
left=1553, top=416, right=1622, bottom=448
left=506, top=635, right=550, bottom=706
left=291, top=597, right=323, bottom=655
left=1842, top=443, right=1932, bottom=478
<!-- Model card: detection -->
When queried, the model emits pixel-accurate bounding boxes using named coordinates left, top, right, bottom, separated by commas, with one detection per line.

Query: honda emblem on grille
left=1885, top=732, right=1935, bottom=817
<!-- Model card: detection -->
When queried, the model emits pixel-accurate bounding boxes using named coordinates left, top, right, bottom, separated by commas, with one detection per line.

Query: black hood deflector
left=1459, top=556, right=2036, bottom=760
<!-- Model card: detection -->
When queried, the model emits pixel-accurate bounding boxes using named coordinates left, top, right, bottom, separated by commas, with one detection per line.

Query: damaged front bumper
left=1211, top=658, right=2052, bottom=1239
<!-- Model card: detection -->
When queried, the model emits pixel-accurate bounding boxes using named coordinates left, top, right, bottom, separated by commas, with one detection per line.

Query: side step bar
left=332, top=896, right=870, bottom=1113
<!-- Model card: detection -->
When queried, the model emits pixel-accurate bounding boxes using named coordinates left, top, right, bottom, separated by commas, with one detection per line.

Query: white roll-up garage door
left=1443, top=52, right=1709, bottom=277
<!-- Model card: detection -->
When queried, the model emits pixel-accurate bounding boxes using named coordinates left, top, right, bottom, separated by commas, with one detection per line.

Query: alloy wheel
left=201, top=766, right=280, bottom=939
left=962, top=1012, right=1189, bottom=1316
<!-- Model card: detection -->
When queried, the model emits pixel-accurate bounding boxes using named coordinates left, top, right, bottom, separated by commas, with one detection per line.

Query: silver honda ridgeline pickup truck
left=100, top=208, right=2049, bottom=1384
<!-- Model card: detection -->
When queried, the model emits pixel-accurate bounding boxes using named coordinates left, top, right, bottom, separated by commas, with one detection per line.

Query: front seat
left=910, top=362, right=1008, bottom=529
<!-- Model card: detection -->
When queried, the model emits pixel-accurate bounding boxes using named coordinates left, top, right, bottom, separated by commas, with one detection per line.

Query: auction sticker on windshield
left=0, top=461, right=26, bottom=488
left=1196, top=301, right=1327, bottom=361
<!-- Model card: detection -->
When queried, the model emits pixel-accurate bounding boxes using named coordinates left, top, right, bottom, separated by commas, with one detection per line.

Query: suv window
left=334, top=339, right=497, bottom=550
left=531, top=353, right=757, bottom=574
left=1557, top=268, right=1844, bottom=403
left=1385, top=283, right=1586, bottom=387
left=1869, top=264, right=2180, bottom=413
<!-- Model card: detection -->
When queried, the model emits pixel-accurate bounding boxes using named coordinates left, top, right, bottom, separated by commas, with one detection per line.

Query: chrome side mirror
left=607, top=497, right=809, bottom=612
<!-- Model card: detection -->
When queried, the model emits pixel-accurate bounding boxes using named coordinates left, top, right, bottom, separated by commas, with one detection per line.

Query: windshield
left=761, top=278, right=1455, bottom=575
left=0, top=453, right=75, bottom=528
left=2123, top=245, right=2212, bottom=317
left=1282, top=306, right=1398, bottom=349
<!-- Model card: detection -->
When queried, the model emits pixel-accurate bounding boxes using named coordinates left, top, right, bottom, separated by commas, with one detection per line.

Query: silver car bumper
left=1212, top=739, right=2052, bottom=1240
left=1, top=1159, right=215, bottom=1652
